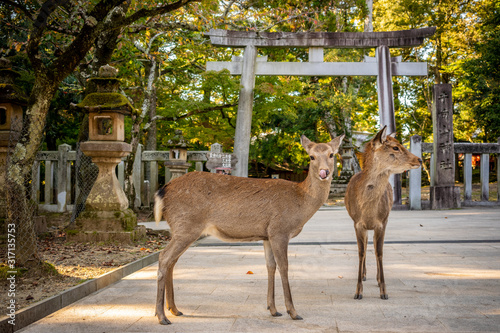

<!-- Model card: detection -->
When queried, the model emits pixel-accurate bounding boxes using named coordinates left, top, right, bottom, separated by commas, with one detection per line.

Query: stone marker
left=430, top=84, right=460, bottom=209
left=205, top=143, right=238, bottom=174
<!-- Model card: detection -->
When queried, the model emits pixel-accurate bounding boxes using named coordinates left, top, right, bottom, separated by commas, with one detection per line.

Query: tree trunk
left=124, top=54, right=158, bottom=209
left=145, top=87, right=157, bottom=151
left=6, top=81, right=57, bottom=267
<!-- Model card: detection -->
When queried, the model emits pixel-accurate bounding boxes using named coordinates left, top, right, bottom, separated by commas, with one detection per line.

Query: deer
left=344, top=126, right=421, bottom=300
left=153, top=134, right=344, bottom=325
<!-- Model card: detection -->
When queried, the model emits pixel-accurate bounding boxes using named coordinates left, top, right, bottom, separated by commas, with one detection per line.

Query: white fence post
left=464, top=153, right=472, bottom=201
left=132, top=144, right=142, bottom=209
left=409, top=135, right=422, bottom=210
left=44, top=160, right=53, bottom=205
left=480, top=153, right=489, bottom=201
left=57, top=144, right=71, bottom=212
left=149, top=160, right=158, bottom=206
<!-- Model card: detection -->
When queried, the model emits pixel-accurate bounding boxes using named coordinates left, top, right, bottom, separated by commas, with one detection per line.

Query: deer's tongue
left=319, top=169, right=327, bottom=179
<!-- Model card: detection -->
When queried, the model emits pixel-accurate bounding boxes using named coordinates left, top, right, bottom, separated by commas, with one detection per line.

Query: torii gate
left=205, top=27, right=435, bottom=202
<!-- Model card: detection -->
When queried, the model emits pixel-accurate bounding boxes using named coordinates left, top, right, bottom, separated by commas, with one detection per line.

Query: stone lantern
left=0, top=58, right=27, bottom=217
left=329, top=142, right=355, bottom=199
left=165, top=130, right=191, bottom=181
left=74, top=65, right=138, bottom=241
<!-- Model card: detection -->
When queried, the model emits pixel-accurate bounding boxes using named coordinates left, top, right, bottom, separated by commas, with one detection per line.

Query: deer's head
left=368, top=126, right=422, bottom=174
left=301, top=134, right=345, bottom=182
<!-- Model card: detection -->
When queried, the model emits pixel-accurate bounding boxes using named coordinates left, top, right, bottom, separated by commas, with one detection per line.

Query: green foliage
left=455, top=0, right=500, bottom=141
left=3, top=0, right=498, bottom=173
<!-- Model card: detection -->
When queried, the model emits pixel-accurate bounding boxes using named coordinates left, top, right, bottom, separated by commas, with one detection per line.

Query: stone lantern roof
left=167, top=129, right=190, bottom=148
left=0, top=57, right=27, bottom=105
left=76, top=65, right=134, bottom=114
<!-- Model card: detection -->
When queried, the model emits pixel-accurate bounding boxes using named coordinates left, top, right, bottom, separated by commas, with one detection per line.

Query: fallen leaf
left=246, top=271, right=254, bottom=275
left=338, top=275, right=343, bottom=279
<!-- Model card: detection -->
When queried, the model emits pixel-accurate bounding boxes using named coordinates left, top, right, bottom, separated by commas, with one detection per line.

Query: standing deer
left=154, top=134, right=344, bottom=325
left=345, top=126, right=421, bottom=300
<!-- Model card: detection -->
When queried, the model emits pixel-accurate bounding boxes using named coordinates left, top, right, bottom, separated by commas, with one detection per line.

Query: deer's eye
left=329, top=153, right=334, bottom=158
left=310, top=156, right=315, bottom=160
left=392, top=146, right=400, bottom=151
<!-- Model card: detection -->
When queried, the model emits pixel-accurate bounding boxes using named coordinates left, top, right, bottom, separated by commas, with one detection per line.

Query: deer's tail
left=154, top=186, right=166, bottom=226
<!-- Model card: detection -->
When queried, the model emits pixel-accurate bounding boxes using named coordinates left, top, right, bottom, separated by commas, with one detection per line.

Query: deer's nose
left=418, top=158, right=422, bottom=165
left=319, top=169, right=330, bottom=180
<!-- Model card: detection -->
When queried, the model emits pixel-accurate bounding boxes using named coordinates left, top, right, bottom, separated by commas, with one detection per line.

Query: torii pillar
left=205, top=28, right=436, bottom=204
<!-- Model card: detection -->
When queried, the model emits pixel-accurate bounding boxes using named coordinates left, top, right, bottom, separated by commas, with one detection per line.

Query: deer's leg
left=354, top=226, right=368, bottom=300
left=362, top=232, right=368, bottom=282
left=374, top=226, right=388, bottom=300
left=263, top=240, right=281, bottom=317
left=156, top=231, right=200, bottom=324
left=166, top=257, right=182, bottom=316
left=269, top=237, right=302, bottom=320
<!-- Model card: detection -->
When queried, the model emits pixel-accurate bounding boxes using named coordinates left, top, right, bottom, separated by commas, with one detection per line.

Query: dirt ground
left=0, top=210, right=169, bottom=312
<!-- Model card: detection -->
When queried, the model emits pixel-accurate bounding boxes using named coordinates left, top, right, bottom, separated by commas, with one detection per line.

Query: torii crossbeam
left=205, top=27, right=435, bottom=202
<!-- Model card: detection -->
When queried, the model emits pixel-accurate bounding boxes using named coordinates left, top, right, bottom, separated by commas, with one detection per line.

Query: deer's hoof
left=354, top=294, right=363, bottom=300
left=380, top=294, right=389, bottom=300
left=158, top=318, right=171, bottom=325
left=271, top=311, right=283, bottom=317
left=168, top=308, right=183, bottom=316
left=287, top=310, right=303, bottom=320
left=363, top=276, right=366, bottom=281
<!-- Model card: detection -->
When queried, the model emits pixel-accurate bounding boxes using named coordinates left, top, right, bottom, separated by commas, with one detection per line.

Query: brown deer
left=154, top=134, right=344, bottom=325
left=345, top=126, right=421, bottom=300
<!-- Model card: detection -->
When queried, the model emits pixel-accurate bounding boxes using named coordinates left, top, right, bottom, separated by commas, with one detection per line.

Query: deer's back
left=160, top=172, right=310, bottom=241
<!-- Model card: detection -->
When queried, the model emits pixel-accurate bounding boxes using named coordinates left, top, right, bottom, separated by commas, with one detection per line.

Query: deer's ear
left=389, top=132, right=397, bottom=138
left=373, top=126, right=388, bottom=147
left=329, top=134, right=345, bottom=154
left=300, top=135, right=315, bottom=154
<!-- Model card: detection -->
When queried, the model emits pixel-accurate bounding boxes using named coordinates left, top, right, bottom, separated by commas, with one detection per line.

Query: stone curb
left=0, top=251, right=160, bottom=333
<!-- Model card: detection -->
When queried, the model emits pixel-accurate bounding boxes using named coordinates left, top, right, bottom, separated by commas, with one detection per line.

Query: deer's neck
left=298, top=174, right=331, bottom=209
left=357, top=167, right=392, bottom=200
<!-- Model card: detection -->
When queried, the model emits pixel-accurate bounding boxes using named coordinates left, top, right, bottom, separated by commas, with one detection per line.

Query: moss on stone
left=0, top=83, right=28, bottom=103
left=76, top=92, right=133, bottom=113
left=119, top=209, right=137, bottom=232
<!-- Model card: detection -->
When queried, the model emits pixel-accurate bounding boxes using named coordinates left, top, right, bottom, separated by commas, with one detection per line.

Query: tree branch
left=0, top=0, right=35, bottom=21
left=127, top=20, right=200, bottom=34
left=162, top=103, right=237, bottom=122
left=116, top=0, right=200, bottom=28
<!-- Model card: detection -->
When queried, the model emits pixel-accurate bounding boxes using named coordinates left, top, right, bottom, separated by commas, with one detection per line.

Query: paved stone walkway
left=19, top=207, right=500, bottom=332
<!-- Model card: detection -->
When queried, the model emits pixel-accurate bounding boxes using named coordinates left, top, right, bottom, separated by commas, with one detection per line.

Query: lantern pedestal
left=80, top=141, right=131, bottom=211
left=165, top=160, right=191, bottom=181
